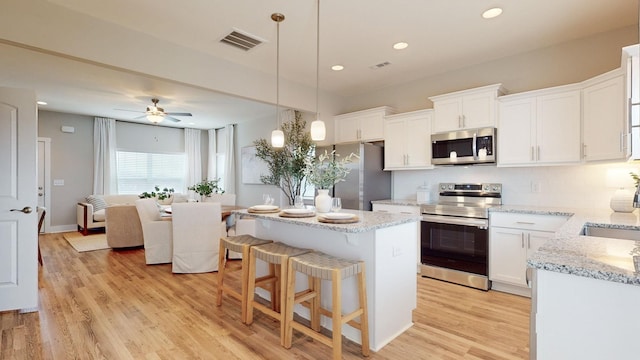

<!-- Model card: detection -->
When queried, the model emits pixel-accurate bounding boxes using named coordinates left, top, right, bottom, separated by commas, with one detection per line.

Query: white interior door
left=0, top=87, right=38, bottom=312
left=37, top=137, right=51, bottom=233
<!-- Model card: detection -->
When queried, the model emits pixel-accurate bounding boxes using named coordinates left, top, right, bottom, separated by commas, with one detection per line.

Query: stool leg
left=310, top=276, right=321, bottom=332
left=270, top=263, right=279, bottom=312
left=358, top=265, right=370, bottom=357
left=246, top=247, right=258, bottom=325
left=240, top=245, right=251, bottom=324
left=331, top=270, right=342, bottom=360
left=283, top=259, right=296, bottom=349
left=216, top=240, right=226, bottom=307
left=278, top=259, right=287, bottom=346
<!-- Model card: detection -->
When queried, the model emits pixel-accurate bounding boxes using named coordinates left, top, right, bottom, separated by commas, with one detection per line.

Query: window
left=116, top=151, right=186, bottom=194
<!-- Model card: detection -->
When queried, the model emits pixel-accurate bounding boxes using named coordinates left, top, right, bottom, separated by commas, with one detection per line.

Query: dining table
left=162, top=204, right=245, bottom=221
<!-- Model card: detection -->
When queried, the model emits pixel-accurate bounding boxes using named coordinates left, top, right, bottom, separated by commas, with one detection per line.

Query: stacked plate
left=322, top=212, right=356, bottom=220
left=248, top=204, right=280, bottom=213
left=279, top=208, right=316, bottom=218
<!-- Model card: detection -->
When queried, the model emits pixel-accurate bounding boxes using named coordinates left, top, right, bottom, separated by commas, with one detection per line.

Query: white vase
left=315, top=189, right=332, bottom=213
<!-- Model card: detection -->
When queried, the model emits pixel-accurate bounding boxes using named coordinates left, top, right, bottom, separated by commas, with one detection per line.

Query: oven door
left=421, top=214, right=488, bottom=276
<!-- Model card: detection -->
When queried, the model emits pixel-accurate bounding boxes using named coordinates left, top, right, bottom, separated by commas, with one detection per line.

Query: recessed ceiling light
left=393, top=42, right=409, bottom=50
left=482, top=7, right=503, bottom=19
left=37, top=101, right=47, bottom=105
left=331, top=65, right=344, bottom=71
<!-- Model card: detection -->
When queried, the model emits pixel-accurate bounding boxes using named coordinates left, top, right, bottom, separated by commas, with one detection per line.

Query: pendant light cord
left=315, top=0, right=320, bottom=120
left=276, top=17, right=281, bottom=129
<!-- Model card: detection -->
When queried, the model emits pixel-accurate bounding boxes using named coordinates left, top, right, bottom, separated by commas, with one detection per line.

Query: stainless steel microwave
left=431, top=127, right=496, bottom=165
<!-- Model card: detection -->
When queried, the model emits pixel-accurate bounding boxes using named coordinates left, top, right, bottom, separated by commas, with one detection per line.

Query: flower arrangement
left=630, top=172, right=640, bottom=188
left=139, top=185, right=175, bottom=201
left=303, top=150, right=358, bottom=189
left=188, top=178, right=225, bottom=197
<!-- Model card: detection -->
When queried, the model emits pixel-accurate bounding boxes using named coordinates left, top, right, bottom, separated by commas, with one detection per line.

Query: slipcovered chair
left=105, top=205, right=144, bottom=248
left=135, top=198, right=173, bottom=264
left=171, top=202, right=222, bottom=273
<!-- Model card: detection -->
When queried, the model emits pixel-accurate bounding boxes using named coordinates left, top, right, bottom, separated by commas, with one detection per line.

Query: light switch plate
left=53, top=179, right=64, bottom=186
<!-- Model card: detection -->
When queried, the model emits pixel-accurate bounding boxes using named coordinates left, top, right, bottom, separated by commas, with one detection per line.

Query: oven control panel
left=438, top=183, right=502, bottom=194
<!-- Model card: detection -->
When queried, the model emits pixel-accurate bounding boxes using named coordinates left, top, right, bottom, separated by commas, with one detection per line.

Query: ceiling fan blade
left=115, top=108, right=145, bottom=113
left=165, top=112, right=192, bottom=117
left=165, top=116, right=182, bottom=123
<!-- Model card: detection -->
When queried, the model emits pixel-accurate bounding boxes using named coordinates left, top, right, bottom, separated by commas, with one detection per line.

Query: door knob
left=38, top=193, right=43, bottom=196
left=10, top=206, right=32, bottom=214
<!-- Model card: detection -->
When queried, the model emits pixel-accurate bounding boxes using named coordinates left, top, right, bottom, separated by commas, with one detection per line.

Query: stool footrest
left=290, top=322, right=333, bottom=348
left=293, top=289, right=316, bottom=304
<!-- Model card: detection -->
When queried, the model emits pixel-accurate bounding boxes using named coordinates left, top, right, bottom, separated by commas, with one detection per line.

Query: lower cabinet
left=372, top=203, right=421, bottom=272
left=489, top=212, right=569, bottom=297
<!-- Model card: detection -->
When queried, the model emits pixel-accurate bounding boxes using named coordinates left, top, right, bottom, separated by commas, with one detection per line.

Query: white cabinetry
left=498, top=85, right=581, bottom=166
left=489, top=212, right=568, bottom=297
left=384, top=109, right=433, bottom=170
left=334, top=106, right=395, bottom=144
left=372, top=203, right=421, bottom=272
left=582, top=69, right=629, bottom=161
left=429, top=84, right=505, bottom=133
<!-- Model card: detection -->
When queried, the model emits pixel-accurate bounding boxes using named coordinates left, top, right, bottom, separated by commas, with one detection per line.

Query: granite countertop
left=491, top=206, right=640, bottom=286
left=371, top=199, right=423, bottom=206
left=233, top=208, right=420, bottom=234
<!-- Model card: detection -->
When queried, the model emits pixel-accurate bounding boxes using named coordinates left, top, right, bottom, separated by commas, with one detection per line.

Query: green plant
left=253, top=110, right=315, bottom=205
left=139, top=186, right=175, bottom=200
left=303, top=150, right=358, bottom=189
left=630, top=172, right=640, bottom=188
left=188, top=178, right=225, bottom=197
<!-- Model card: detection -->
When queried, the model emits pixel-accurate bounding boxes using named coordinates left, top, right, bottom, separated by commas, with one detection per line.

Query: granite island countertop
left=491, top=205, right=640, bottom=286
left=233, top=208, right=420, bottom=234
left=371, top=199, right=423, bottom=207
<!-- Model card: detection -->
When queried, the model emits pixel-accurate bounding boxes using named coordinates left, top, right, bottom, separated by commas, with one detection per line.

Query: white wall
left=392, top=162, right=639, bottom=210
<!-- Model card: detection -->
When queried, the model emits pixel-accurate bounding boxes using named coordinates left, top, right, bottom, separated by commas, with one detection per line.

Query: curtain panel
left=93, top=117, right=117, bottom=194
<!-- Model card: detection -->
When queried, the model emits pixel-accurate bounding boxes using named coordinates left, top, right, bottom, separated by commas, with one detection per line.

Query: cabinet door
left=433, top=98, right=463, bottom=133
left=537, top=90, right=581, bottom=164
left=383, top=118, right=406, bottom=169
left=489, top=227, right=526, bottom=285
left=359, top=112, right=385, bottom=141
left=462, top=91, right=495, bottom=129
left=583, top=75, right=627, bottom=161
left=405, top=116, right=431, bottom=168
left=498, top=97, right=536, bottom=166
left=335, top=115, right=360, bottom=143
left=526, top=230, right=553, bottom=256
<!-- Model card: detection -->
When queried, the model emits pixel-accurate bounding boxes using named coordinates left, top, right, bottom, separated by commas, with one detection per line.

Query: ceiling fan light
left=147, top=113, right=164, bottom=123
left=271, top=129, right=285, bottom=148
left=311, top=119, right=326, bottom=141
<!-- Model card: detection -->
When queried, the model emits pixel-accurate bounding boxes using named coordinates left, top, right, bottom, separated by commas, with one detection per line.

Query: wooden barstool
left=283, top=252, right=370, bottom=360
left=246, top=242, right=311, bottom=346
left=216, top=234, right=273, bottom=323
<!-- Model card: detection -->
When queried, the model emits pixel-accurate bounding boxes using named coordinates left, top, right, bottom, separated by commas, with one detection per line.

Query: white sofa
left=77, top=193, right=188, bottom=235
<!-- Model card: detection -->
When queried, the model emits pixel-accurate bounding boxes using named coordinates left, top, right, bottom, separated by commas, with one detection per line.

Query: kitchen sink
left=581, top=226, right=640, bottom=241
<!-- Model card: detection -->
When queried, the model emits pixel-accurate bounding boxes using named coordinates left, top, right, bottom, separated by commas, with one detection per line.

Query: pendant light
left=271, top=13, right=285, bottom=148
left=310, top=0, right=326, bottom=141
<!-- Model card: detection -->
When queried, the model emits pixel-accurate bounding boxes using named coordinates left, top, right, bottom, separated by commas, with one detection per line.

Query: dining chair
left=171, top=202, right=222, bottom=273
left=135, top=198, right=173, bottom=264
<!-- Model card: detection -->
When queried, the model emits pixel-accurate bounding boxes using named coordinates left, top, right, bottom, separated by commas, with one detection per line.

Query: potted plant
left=139, top=186, right=175, bottom=204
left=303, top=150, right=358, bottom=212
left=253, top=110, right=315, bottom=206
left=188, top=178, right=224, bottom=201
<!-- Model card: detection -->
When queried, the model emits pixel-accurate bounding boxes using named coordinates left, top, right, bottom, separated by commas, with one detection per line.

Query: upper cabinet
left=498, top=85, right=582, bottom=167
left=429, top=84, right=506, bottom=133
left=582, top=68, right=628, bottom=162
left=334, top=106, right=396, bottom=144
left=384, top=109, right=433, bottom=170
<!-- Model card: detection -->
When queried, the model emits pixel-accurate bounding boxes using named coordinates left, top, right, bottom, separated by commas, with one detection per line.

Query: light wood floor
left=1, top=232, right=530, bottom=359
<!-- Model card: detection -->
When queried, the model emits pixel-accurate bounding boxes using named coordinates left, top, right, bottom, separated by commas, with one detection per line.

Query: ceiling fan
left=117, top=98, right=192, bottom=123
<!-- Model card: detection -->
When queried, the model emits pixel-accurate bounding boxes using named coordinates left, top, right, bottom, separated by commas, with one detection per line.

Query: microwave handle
left=472, top=132, right=478, bottom=160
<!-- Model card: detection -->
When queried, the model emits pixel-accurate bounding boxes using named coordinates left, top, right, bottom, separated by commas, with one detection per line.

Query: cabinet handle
left=527, top=233, right=531, bottom=249
left=516, top=221, right=535, bottom=225
left=406, top=154, right=409, bottom=165
left=537, top=146, right=540, bottom=161
left=462, top=114, right=466, bottom=128
left=521, top=233, right=525, bottom=248
left=458, top=115, right=462, bottom=128
left=531, top=146, right=535, bottom=161
left=620, top=132, right=624, bottom=153
left=582, top=144, right=587, bottom=159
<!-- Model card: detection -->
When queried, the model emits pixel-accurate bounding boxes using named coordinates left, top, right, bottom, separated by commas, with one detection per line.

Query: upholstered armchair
left=135, top=198, right=173, bottom=264
left=171, top=202, right=223, bottom=273
left=105, top=205, right=144, bottom=248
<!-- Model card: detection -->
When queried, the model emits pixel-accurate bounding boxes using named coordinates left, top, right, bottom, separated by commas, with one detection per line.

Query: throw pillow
left=86, top=195, right=108, bottom=212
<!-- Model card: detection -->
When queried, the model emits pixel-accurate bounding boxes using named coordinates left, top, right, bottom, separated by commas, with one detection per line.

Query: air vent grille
left=220, top=30, right=264, bottom=51
left=370, top=61, right=392, bottom=70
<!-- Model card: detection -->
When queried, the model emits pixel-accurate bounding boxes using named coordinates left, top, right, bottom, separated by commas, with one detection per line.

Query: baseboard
left=490, top=281, right=531, bottom=298
left=48, top=224, right=79, bottom=233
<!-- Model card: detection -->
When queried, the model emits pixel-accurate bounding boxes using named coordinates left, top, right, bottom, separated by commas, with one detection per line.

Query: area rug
left=63, top=232, right=110, bottom=252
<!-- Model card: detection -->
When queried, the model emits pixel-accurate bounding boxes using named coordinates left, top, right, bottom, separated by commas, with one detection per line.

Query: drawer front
left=490, top=212, right=569, bottom=232
left=372, top=204, right=420, bottom=215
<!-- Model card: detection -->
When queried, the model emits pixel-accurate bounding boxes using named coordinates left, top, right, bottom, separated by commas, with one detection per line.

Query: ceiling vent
left=220, top=29, right=265, bottom=51
left=370, top=61, right=392, bottom=70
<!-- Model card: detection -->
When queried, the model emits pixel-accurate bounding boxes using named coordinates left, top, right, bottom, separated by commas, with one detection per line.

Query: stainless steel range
left=420, top=183, right=502, bottom=290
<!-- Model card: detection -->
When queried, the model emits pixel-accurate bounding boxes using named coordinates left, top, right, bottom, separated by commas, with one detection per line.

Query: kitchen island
left=233, top=209, right=420, bottom=351
left=493, top=206, right=640, bottom=360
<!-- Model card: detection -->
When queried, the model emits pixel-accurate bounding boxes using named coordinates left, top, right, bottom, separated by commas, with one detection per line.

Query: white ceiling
left=0, top=0, right=637, bottom=129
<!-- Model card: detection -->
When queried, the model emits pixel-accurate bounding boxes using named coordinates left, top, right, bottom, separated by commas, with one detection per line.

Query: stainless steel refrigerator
left=317, top=142, right=391, bottom=211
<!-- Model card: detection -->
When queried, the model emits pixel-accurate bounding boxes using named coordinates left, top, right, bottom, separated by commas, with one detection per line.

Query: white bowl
left=251, top=205, right=279, bottom=211
left=322, top=212, right=355, bottom=220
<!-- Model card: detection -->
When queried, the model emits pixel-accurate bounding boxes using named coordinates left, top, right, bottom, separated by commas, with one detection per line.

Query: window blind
left=116, top=151, right=186, bottom=194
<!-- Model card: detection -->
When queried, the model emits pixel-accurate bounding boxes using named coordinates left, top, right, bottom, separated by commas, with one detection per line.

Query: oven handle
left=421, top=214, right=488, bottom=228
